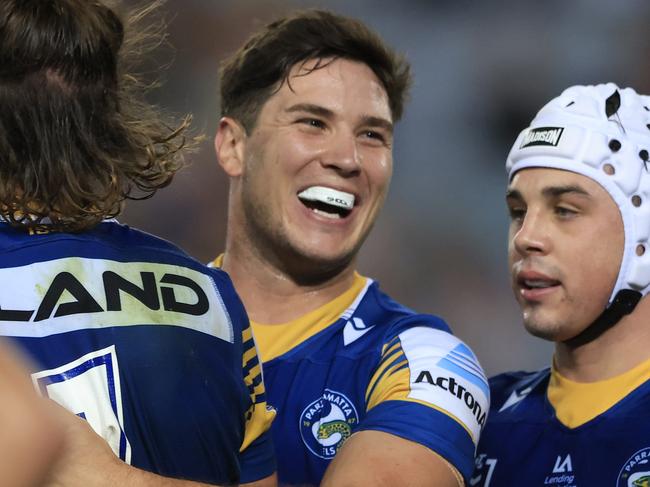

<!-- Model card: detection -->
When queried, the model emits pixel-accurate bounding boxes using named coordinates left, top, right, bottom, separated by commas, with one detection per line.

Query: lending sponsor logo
left=543, top=454, right=576, bottom=486
left=520, top=126, right=565, bottom=148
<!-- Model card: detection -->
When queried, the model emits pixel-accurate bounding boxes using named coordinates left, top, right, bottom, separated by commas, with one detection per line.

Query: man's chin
left=523, top=317, right=567, bottom=342
left=284, top=247, right=357, bottom=285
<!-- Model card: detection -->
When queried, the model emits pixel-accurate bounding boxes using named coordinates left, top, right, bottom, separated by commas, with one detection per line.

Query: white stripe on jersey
left=400, top=327, right=489, bottom=444
left=0, top=257, right=234, bottom=342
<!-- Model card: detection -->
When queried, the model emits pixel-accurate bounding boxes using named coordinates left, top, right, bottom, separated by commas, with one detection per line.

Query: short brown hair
left=219, top=9, right=412, bottom=132
left=0, top=0, right=195, bottom=232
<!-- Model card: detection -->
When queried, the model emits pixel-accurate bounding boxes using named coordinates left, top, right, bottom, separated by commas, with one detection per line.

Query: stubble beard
left=241, top=191, right=360, bottom=286
left=521, top=297, right=580, bottom=343
left=523, top=311, right=565, bottom=342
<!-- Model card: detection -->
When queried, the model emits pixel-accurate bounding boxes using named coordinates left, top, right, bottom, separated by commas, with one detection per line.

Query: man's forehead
left=507, top=167, right=608, bottom=200
left=510, top=167, right=590, bottom=187
left=290, top=56, right=372, bottom=80
left=276, top=58, right=390, bottom=113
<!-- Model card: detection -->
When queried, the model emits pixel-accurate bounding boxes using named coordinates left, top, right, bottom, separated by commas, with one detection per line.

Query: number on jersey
left=32, top=345, right=131, bottom=463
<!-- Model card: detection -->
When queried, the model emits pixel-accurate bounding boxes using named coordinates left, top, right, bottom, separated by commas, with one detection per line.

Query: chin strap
left=566, top=289, right=642, bottom=347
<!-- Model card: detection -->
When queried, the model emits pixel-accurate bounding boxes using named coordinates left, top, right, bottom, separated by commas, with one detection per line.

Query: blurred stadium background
left=121, top=0, right=650, bottom=376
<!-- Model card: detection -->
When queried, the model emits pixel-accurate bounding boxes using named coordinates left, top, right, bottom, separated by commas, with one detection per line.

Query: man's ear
left=215, top=117, right=247, bottom=177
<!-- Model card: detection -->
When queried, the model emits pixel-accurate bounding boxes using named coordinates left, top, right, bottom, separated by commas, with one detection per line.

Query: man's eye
left=555, top=206, right=577, bottom=218
left=361, top=130, right=389, bottom=145
left=507, top=207, right=525, bottom=221
left=299, top=118, right=325, bottom=129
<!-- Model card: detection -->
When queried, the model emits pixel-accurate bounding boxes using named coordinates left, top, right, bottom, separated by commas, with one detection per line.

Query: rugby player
left=473, top=83, right=650, bottom=486
left=0, top=1, right=275, bottom=485
left=212, top=10, right=488, bottom=486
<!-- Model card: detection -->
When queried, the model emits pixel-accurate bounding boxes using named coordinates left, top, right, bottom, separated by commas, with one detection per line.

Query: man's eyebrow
left=285, top=103, right=334, bottom=118
left=361, top=115, right=393, bottom=134
left=506, top=184, right=592, bottom=201
left=505, top=188, right=522, bottom=200
left=285, top=104, right=393, bottom=133
left=541, top=185, right=592, bottom=198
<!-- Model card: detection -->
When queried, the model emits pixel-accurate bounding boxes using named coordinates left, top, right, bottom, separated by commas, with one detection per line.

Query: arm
left=322, top=325, right=488, bottom=487
left=0, top=342, right=63, bottom=487
left=44, top=405, right=225, bottom=487
left=321, top=431, right=462, bottom=487
left=241, top=472, right=277, bottom=487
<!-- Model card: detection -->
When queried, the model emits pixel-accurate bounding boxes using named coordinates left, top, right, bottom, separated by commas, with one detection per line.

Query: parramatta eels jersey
left=0, top=221, right=275, bottom=485
left=210, top=259, right=489, bottom=486
left=473, top=358, right=650, bottom=487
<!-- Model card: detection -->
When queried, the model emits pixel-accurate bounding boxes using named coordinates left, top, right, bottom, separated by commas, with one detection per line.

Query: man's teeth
left=297, top=186, right=355, bottom=209
left=524, top=280, right=556, bottom=289
left=312, top=208, right=341, bottom=219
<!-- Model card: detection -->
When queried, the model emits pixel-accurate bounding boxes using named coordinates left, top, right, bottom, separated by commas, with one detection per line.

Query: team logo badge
left=299, top=389, right=359, bottom=459
left=618, top=447, right=650, bottom=486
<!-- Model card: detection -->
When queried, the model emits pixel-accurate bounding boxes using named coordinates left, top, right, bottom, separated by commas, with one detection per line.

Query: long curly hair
left=0, top=0, right=195, bottom=232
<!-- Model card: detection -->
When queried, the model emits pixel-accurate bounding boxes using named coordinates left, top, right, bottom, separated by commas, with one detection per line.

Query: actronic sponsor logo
left=299, top=389, right=359, bottom=460
left=520, top=126, right=565, bottom=148
left=617, top=447, right=650, bottom=486
left=415, top=371, right=486, bottom=426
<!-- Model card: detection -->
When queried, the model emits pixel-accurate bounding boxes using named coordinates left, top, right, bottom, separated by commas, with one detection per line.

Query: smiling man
left=472, top=84, right=650, bottom=486
left=211, top=10, right=488, bottom=487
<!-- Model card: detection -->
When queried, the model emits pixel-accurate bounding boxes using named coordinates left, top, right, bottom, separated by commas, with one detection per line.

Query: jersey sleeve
left=238, top=320, right=277, bottom=483
left=360, top=324, right=489, bottom=483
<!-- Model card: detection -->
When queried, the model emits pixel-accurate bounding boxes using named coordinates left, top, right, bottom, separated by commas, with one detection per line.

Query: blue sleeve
left=359, top=400, right=476, bottom=483
left=363, top=323, right=489, bottom=484
left=238, top=429, right=276, bottom=483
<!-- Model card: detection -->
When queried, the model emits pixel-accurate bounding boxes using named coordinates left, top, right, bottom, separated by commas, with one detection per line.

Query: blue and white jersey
left=210, top=260, right=489, bottom=486
left=0, top=222, right=275, bottom=485
left=473, top=359, right=650, bottom=487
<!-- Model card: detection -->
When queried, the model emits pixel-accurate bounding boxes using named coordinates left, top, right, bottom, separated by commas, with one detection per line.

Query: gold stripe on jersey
left=252, top=272, right=366, bottom=362
left=210, top=254, right=368, bottom=363
left=365, top=340, right=405, bottom=406
left=243, top=343, right=258, bottom=368
left=252, top=273, right=366, bottom=363
left=240, top=322, right=275, bottom=452
left=366, top=355, right=410, bottom=409
left=365, top=335, right=474, bottom=441
left=548, top=355, right=650, bottom=429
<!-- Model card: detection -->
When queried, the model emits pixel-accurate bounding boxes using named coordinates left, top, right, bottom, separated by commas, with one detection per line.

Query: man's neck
left=221, top=243, right=357, bottom=325
left=555, top=296, right=650, bottom=382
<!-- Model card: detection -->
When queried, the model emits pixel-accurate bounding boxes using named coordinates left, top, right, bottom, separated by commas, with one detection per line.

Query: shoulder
left=487, top=368, right=550, bottom=416
left=358, top=280, right=452, bottom=337
left=355, top=280, right=482, bottom=390
left=0, top=221, right=246, bottom=341
left=0, top=220, right=231, bottom=280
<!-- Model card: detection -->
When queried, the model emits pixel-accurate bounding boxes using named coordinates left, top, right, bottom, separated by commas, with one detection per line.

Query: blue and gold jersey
left=0, top=222, right=275, bottom=485
left=210, top=261, right=489, bottom=486
left=473, top=359, right=650, bottom=486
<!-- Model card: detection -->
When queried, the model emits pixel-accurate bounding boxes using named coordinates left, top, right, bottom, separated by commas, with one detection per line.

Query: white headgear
left=506, top=83, right=650, bottom=305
